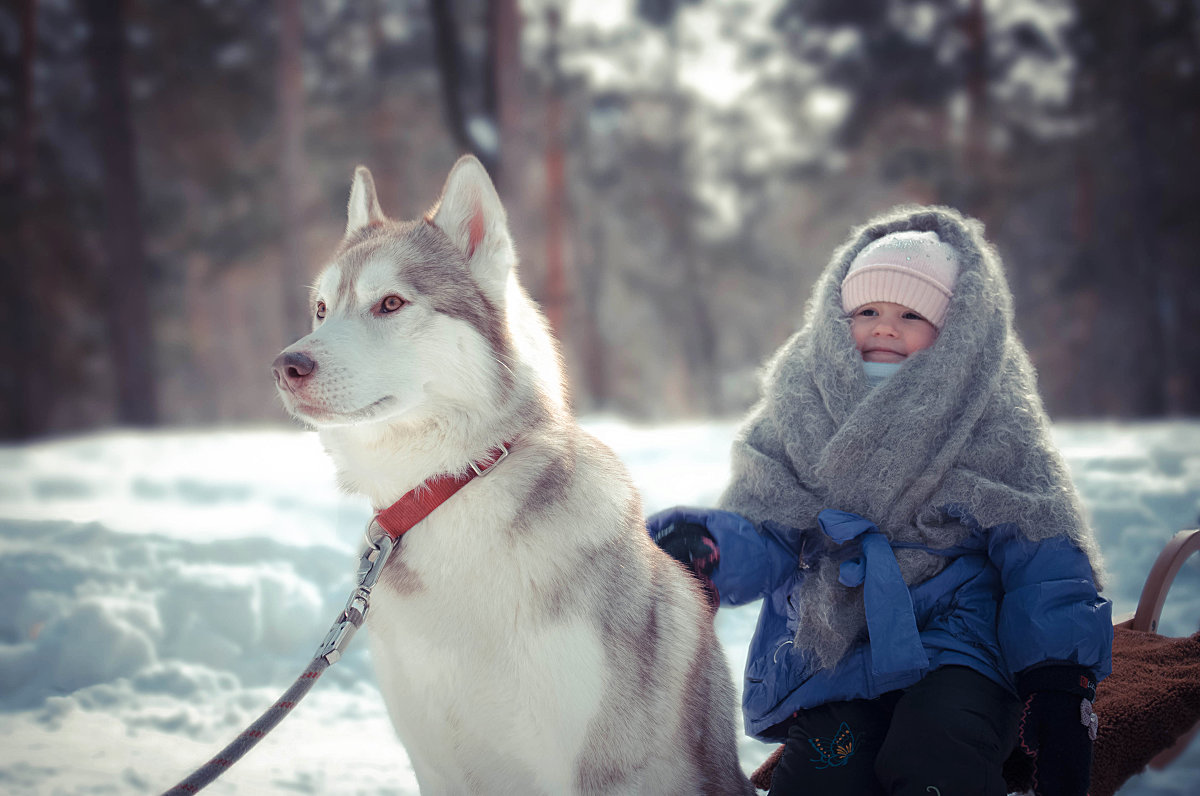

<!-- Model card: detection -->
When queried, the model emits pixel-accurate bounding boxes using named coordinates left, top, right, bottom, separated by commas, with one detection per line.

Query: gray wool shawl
left=719, top=205, right=1103, bottom=672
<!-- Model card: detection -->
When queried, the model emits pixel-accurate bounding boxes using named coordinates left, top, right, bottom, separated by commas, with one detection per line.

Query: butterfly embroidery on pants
left=808, top=721, right=857, bottom=769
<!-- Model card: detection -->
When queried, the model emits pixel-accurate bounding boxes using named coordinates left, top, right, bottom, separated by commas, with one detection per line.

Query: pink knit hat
left=841, top=230, right=959, bottom=328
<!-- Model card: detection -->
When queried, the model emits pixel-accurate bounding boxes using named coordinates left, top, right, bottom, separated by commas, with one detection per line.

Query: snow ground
left=0, top=419, right=1197, bottom=795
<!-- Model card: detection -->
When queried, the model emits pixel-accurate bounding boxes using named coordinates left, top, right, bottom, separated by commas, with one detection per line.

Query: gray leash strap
left=162, top=656, right=331, bottom=795
left=161, top=531, right=395, bottom=795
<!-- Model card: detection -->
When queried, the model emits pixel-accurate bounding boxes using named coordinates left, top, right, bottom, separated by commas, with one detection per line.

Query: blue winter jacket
left=647, top=505, right=1113, bottom=742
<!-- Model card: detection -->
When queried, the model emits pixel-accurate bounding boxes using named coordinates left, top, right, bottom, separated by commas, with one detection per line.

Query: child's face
left=849, top=301, right=939, bottom=363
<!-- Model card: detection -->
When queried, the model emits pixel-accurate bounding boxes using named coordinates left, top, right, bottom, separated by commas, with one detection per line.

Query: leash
left=161, top=530, right=395, bottom=795
left=159, top=442, right=510, bottom=794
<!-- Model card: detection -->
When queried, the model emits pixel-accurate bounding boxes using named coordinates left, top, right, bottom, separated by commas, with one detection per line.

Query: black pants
left=768, top=666, right=1021, bottom=796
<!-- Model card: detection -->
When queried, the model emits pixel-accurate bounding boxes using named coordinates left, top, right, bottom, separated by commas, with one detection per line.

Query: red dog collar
left=372, top=443, right=510, bottom=540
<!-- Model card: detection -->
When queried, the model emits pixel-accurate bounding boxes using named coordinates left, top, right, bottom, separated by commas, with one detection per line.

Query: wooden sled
left=750, top=529, right=1200, bottom=795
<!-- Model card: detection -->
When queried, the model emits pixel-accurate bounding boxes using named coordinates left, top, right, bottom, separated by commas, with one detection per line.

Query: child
left=649, top=207, right=1113, bottom=796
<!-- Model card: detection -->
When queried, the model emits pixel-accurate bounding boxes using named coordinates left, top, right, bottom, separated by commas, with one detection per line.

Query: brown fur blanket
left=750, top=628, right=1200, bottom=794
left=1081, top=628, right=1200, bottom=796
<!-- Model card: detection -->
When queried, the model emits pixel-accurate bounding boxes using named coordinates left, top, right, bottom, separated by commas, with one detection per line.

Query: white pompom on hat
left=841, top=230, right=960, bottom=328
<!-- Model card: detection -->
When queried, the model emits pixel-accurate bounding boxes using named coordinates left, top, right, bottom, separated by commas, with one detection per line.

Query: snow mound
left=0, top=420, right=1197, bottom=794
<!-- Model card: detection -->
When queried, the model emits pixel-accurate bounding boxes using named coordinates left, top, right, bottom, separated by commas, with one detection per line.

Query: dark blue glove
left=647, top=509, right=721, bottom=612
left=1016, top=666, right=1098, bottom=796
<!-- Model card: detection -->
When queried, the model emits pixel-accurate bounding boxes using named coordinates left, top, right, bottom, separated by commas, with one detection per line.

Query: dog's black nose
left=272, top=350, right=317, bottom=389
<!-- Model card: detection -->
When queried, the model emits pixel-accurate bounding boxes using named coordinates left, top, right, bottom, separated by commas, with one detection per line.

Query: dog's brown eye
left=379, top=295, right=406, bottom=314
left=315, top=300, right=326, bottom=320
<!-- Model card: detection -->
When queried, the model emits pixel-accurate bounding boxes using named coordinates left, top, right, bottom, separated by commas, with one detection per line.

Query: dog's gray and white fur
left=272, top=156, right=751, bottom=795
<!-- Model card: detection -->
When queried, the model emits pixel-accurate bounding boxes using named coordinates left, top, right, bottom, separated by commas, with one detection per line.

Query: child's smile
left=849, top=301, right=939, bottom=362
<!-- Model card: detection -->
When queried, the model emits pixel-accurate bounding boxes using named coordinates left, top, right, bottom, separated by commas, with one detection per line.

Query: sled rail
left=1117, top=528, right=1200, bottom=634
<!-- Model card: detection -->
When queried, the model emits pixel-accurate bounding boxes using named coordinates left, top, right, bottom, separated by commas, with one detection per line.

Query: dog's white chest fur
left=358, top=471, right=611, bottom=793
left=368, top=574, right=607, bottom=793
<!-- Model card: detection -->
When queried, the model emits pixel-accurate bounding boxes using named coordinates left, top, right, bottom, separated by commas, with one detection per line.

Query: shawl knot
left=819, top=510, right=929, bottom=677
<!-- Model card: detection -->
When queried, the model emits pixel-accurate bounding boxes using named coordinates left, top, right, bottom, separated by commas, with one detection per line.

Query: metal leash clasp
left=315, top=527, right=395, bottom=664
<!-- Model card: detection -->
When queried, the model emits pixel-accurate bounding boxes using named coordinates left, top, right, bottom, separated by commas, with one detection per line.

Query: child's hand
left=647, top=510, right=721, bottom=612
left=1016, top=666, right=1098, bottom=796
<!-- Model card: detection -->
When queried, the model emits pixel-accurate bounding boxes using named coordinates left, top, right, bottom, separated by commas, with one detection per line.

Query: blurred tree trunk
left=276, top=0, right=310, bottom=345
left=487, top=0, right=521, bottom=194
left=428, top=0, right=490, bottom=169
left=576, top=173, right=611, bottom=409
left=960, top=0, right=991, bottom=217
left=1074, top=2, right=1176, bottom=415
left=0, top=0, right=42, bottom=438
left=83, top=0, right=158, bottom=426
left=665, top=25, right=718, bottom=414
left=542, top=6, right=567, bottom=343
left=367, top=0, right=404, bottom=215
left=963, top=0, right=987, bottom=154
left=1118, top=9, right=1191, bottom=415
left=1118, top=53, right=1173, bottom=415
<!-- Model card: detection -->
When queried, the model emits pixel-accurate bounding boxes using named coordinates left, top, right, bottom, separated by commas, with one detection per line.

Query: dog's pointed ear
left=427, top=155, right=514, bottom=298
left=346, top=166, right=386, bottom=236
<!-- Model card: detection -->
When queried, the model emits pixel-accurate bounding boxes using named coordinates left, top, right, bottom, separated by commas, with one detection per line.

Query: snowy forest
left=2, top=0, right=1198, bottom=440
left=2, top=3, right=1200, bottom=794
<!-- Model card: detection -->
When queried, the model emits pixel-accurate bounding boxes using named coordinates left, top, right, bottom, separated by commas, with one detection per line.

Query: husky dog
left=271, top=156, right=751, bottom=795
